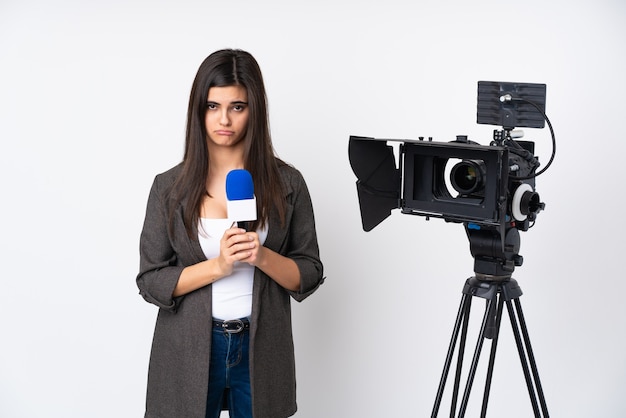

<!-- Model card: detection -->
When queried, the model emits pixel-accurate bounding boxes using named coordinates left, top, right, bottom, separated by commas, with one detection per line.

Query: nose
left=219, top=109, right=231, bottom=126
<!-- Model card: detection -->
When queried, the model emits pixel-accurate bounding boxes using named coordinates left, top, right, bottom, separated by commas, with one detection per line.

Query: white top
left=198, top=218, right=268, bottom=320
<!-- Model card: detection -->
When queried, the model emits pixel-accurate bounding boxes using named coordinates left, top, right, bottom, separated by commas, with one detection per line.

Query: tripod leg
left=450, top=296, right=472, bottom=418
left=513, top=298, right=550, bottom=417
left=505, top=299, right=543, bottom=417
left=432, top=293, right=472, bottom=418
left=480, top=293, right=505, bottom=417
left=457, top=296, right=496, bottom=417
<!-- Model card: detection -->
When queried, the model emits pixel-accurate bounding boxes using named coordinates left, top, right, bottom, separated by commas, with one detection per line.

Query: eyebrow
left=206, top=100, right=249, bottom=105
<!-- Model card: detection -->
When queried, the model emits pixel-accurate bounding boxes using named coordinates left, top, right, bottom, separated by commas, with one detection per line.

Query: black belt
left=212, top=318, right=250, bottom=334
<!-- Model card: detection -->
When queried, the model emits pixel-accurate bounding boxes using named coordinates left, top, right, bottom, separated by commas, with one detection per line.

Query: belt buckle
left=222, top=319, right=244, bottom=334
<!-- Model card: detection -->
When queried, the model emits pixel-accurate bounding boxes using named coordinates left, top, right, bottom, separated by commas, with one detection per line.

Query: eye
left=206, top=102, right=218, bottom=110
left=232, top=104, right=247, bottom=112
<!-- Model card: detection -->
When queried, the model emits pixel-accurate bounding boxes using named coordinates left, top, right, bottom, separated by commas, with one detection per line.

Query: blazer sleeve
left=284, top=169, right=325, bottom=302
left=136, top=173, right=185, bottom=311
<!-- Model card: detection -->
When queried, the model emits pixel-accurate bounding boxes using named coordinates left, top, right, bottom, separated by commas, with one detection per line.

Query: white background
left=1, top=0, right=625, bottom=417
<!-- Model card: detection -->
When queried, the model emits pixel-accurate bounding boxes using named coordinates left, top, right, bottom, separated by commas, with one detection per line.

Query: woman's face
left=205, top=85, right=249, bottom=149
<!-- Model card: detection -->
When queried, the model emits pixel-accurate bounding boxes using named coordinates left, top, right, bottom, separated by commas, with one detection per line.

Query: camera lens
left=450, top=160, right=486, bottom=195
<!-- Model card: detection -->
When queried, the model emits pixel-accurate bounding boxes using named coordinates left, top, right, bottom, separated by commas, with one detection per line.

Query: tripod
left=430, top=275, right=549, bottom=418
left=431, top=223, right=550, bottom=418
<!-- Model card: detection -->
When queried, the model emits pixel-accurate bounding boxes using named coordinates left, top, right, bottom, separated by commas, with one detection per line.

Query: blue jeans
left=205, top=325, right=252, bottom=418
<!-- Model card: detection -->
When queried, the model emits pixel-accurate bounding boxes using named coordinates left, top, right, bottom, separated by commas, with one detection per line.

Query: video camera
left=349, top=81, right=554, bottom=278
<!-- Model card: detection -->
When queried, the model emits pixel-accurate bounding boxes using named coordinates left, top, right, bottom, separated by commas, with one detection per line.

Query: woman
left=137, top=49, right=324, bottom=418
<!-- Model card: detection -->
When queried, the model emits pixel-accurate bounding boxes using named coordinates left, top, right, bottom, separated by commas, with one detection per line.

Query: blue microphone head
left=226, top=169, right=254, bottom=200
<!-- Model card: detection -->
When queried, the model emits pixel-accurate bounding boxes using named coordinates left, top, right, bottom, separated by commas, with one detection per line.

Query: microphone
left=226, top=169, right=257, bottom=231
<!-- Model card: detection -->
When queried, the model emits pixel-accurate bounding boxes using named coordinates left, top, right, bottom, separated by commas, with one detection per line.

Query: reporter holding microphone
left=136, top=49, right=324, bottom=418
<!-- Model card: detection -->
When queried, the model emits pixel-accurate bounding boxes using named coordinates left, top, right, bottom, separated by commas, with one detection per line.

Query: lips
left=215, top=130, right=235, bottom=136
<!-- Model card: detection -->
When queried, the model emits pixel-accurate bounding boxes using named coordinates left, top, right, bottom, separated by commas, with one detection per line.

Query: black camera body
left=349, top=133, right=541, bottom=223
left=402, top=134, right=542, bottom=229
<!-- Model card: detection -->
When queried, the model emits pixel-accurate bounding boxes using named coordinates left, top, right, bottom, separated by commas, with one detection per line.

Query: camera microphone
left=225, top=169, right=257, bottom=231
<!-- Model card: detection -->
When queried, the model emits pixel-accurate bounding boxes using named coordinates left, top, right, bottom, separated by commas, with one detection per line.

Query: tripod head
left=465, top=222, right=522, bottom=281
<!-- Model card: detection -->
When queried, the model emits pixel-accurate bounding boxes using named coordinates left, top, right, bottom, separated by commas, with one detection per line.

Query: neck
left=207, top=144, right=245, bottom=176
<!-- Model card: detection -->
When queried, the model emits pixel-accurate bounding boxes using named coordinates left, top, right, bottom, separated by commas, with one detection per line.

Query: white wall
left=1, top=0, right=625, bottom=417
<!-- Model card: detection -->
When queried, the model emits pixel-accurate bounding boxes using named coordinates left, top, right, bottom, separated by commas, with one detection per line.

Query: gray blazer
left=137, top=161, right=324, bottom=418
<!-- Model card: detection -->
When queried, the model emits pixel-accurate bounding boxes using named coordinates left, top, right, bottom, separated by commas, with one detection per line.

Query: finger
left=233, top=239, right=255, bottom=255
left=229, top=232, right=255, bottom=246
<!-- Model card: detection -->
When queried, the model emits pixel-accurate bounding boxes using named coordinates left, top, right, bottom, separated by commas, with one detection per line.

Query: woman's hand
left=173, top=224, right=256, bottom=297
left=217, top=224, right=258, bottom=275
left=222, top=225, right=300, bottom=291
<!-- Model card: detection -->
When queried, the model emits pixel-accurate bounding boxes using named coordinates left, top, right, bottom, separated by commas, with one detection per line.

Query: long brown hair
left=170, top=49, right=286, bottom=237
